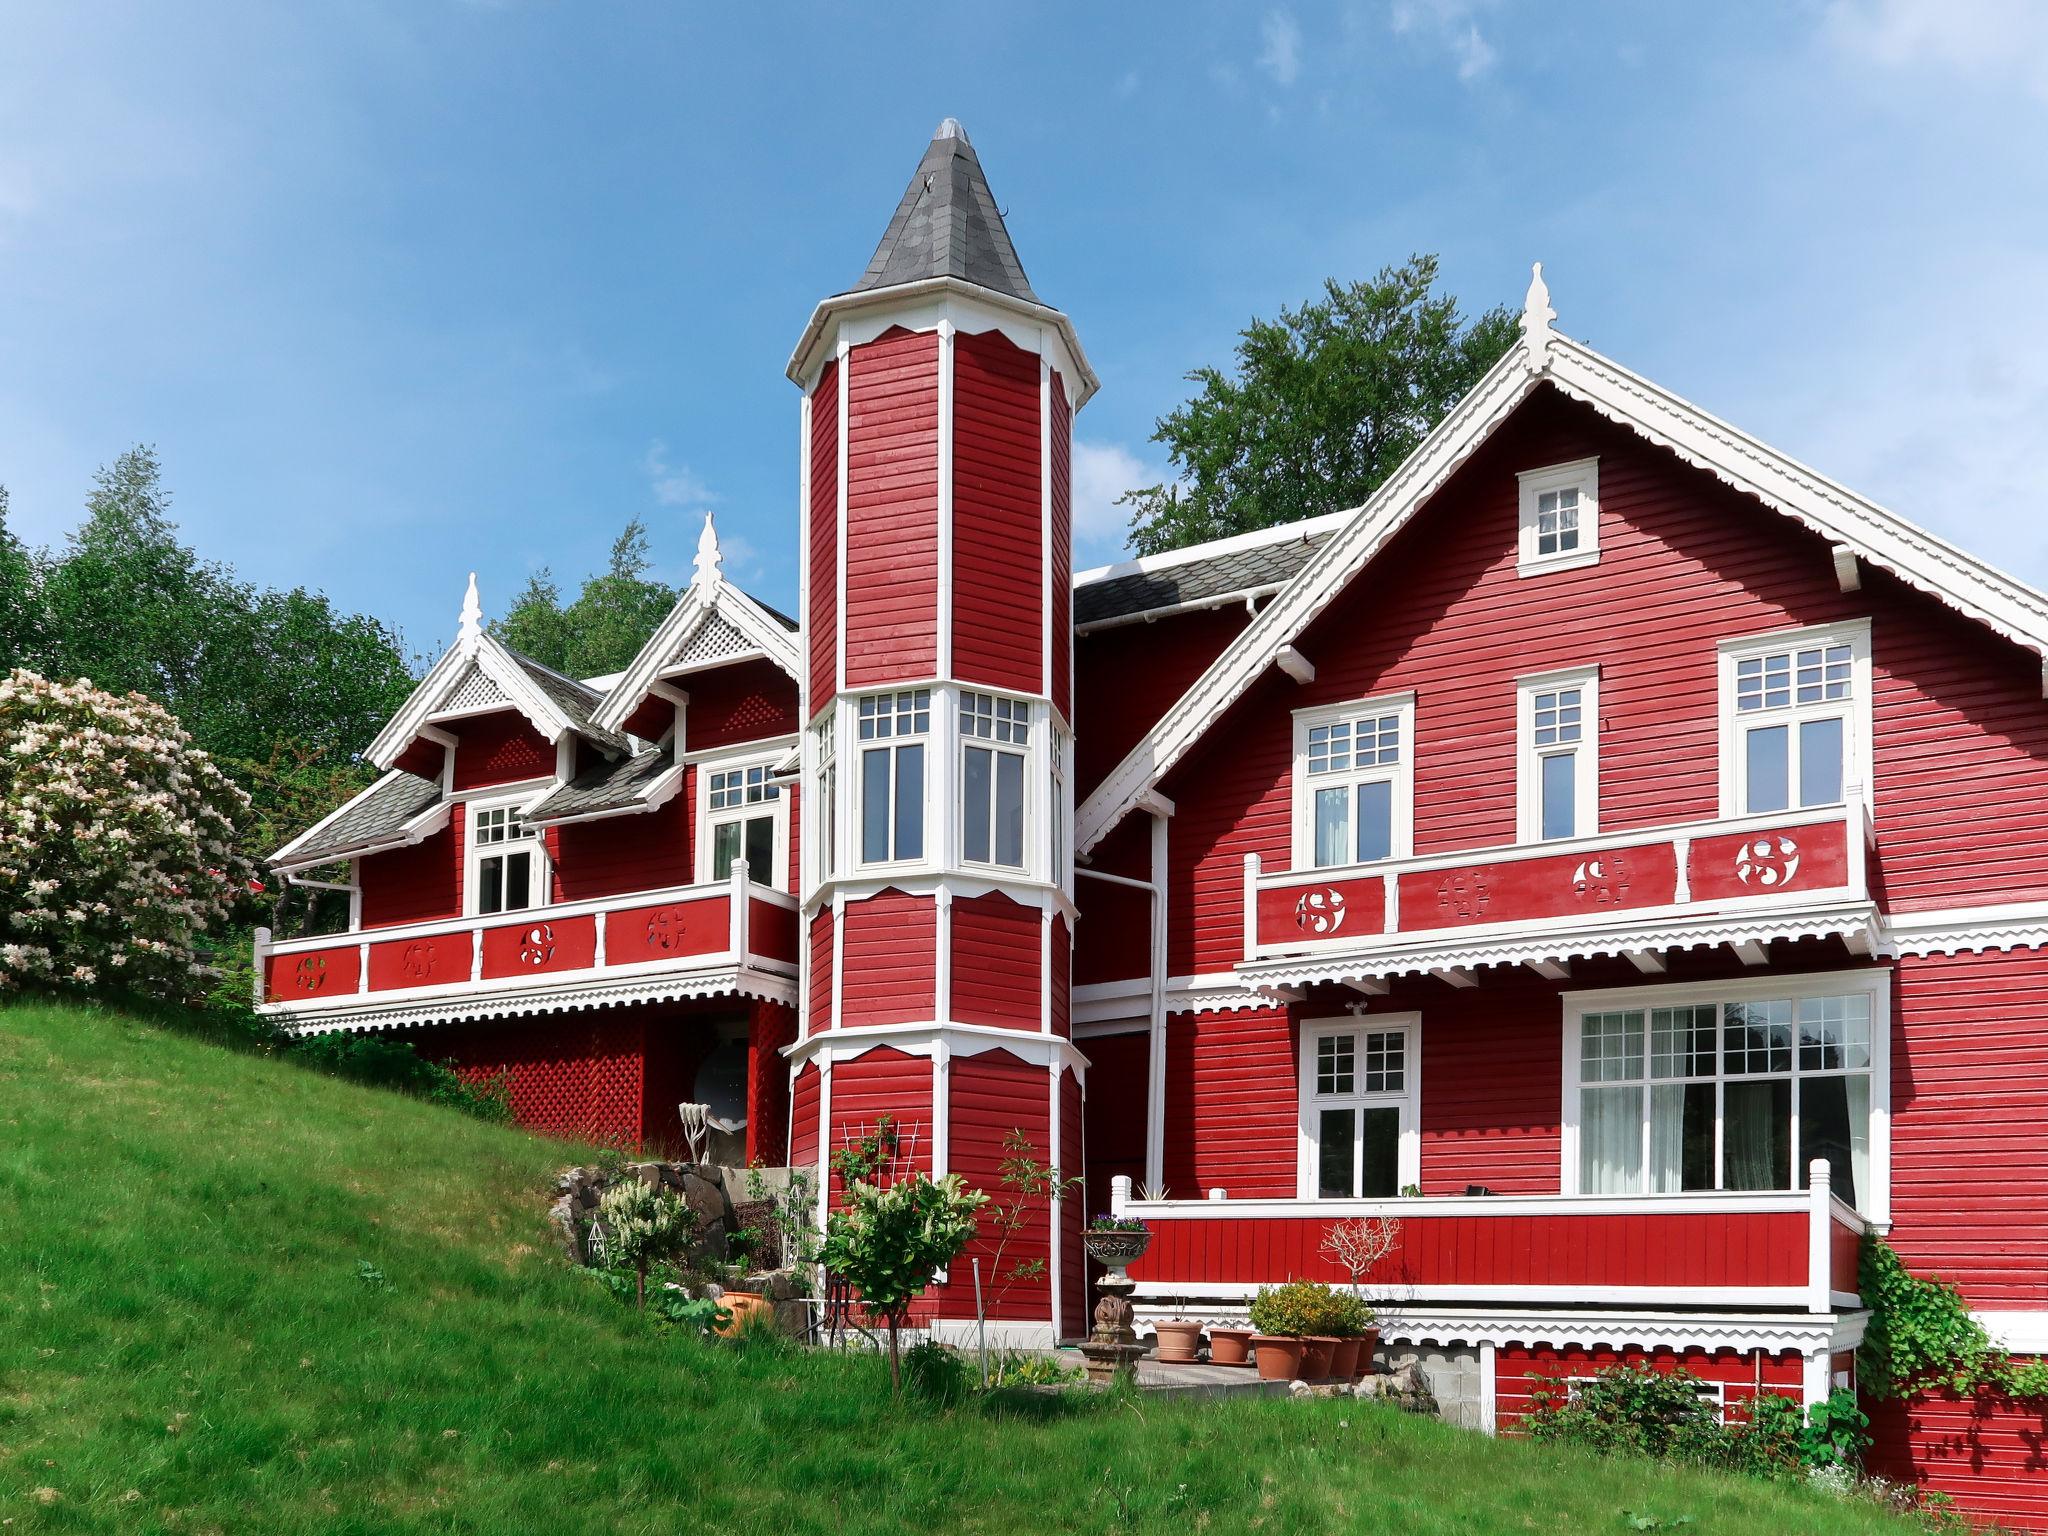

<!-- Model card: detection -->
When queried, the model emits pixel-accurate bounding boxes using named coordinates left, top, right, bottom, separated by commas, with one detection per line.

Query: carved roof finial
left=1522, top=261, right=1557, bottom=357
left=457, top=571, right=483, bottom=642
left=693, top=510, right=724, bottom=587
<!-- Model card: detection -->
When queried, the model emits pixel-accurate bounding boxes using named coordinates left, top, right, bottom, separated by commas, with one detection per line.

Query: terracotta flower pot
left=1328, top=1335, right=1362, bottom=1382
left=1357, top=1325, right=1380, bottom=1368
left=1301, top=1335, right=1338, bottom=1380
left=715, top=1290, right=770, bottom=1337
left=1208, top=1326, right=1254, bottom=1366
left=1153, top=1320, right=1204, bottom=1363
left=1252, top=1334, right=1304, bottom=1381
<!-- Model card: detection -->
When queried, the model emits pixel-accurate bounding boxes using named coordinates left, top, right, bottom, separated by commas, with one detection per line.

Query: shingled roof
left=849, top=119, right=1037, bottom=305
left=1072, top=516, right=1348, bottom=628
left=274, top=770, right=443, bottom=869
left=524, top=746, right=679, bottom=823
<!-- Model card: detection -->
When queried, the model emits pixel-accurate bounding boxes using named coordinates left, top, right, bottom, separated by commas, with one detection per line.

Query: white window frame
left=1517, top=665, right=1599, bottom=843
left=1296, top=1014, right=1423, bottom=1199
left=1291, top=691, right=1416, bottom=872
left=854, top=688, right=932, bottom=871
left=957, top=689, right=1032, bottom=873
left=808, top=709, right=839, bottom=888
left=695, top=749, right=791, bottom=893
left=463, top=787, right=551, bottom=918
left=1716, top=620, right=1872, bottom=819
left=1517, top=457, right=1600, bottom=577
left=1558, top=968, right=1890, bottom=1223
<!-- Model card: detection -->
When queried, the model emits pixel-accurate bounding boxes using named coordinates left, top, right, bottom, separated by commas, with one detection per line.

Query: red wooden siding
left=1495, top=1345, right=1803, bottom=1432
left=808, top=357, right=839, bottom=708
left=479, top=913, right=596, bottom=979
left=747, top=896, right=797, bottom=961
left=1162, top=1007, right=1296, bottom=1198
left=949, top=891, right=1041, bottom=1028
left=1074, top=817, right=1151, bottom=985
left=1412, top=974, right=1566, bottom=1194
left=359, top=814, right=460, bottom=928
left=807, top=909, right=833, bottom=1031
left=952, top=327, right=1042, bottom=694
left=1891, top=950, right=2048, bottom=1305
left=1081, top=1029, right=1147, bottom=1221
left=1159, top=385, right=2048, bottom=975
left=684, top=658, right=798, bottom=751
left=1060, top=1067, right=1086, bottom=1338
left=1868, top=1381, right=2048, bottom=1529
left=1129, top=1208, right=1808, bottom=1292
left=1074, top=605, right=1248, bottom=799
left=827, top=1046, right=934, bottom=1181
left=553, top=795, right=691, bottom=902
left=746, top=1002, right=798, bottom=1165
left=844, top=327, right=938, bottom=687
left=1050, top=371, right=1072, bottom=721
left=838, top=892, right=936, bottom=1026
left=789, top=1060, right=821, bottom=1173
left=427, top=1014, right=648, bottom=1148
left=452, top=711, right=553, bottom=790
left=949, top=1049, right=1052, bottom=1319
left=1050, top=914, right=1071, bottom=1040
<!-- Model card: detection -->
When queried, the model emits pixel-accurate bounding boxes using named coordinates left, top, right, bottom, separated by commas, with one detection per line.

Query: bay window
left=1518, top=666, right=1597, bottom=842
left=857, top=689, right=928, bottom=865
left=1293, top=693, right=1414, bottom=871
left=1298, top=1017, right=1420, bottom=1198
left=1719, top=623, right=1870, bottom=817
left=468, top=799, right=546, bottom=916
left=811, top=712, right=838, bottom=882
left=959, top=690, right=1027, bottom=869
left=1566, top=972, right=1886, bottom=1216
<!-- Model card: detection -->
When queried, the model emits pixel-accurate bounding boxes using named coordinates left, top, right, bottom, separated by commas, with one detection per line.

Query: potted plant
left=1325, top=1289, right=1375, bottom=1381
left=1249, top=1280, right=1331, bottom=1382
left=1208, top=1323, right=1255, bottom=1366
left=1152, top=1319, right=1204, bottom=1362
left=1081, top=1213, right=1151, bottom=1270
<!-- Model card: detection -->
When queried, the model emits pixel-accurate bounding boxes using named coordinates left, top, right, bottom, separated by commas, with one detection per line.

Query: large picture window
left=959, top=691, right=1027, bottom=869
left=1292, top=693, right=1414, bottom=871
left=1298, top=1017, right=1420, bottom=1198
left=857, top=690, right=928, bottom=865
left=1566, top=973, right=1886, bottom=1216
left=1719, top=623, right=1870, bottom=817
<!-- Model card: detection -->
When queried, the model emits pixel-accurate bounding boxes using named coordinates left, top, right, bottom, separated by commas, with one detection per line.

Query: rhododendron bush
left=0, top=669, right=255, bottom=1000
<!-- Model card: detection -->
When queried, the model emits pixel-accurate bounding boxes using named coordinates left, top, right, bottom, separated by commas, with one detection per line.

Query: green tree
left=0, top=486, right=40, bottom=668
left=494, top=569, right=577, bottom=674
left=819, top=1172, right=987, bottom=1393
left=1122, top=256, right=1517, bottom=554
left=594, top=1179, right=696, bottom=1312
left=492, top=520, right=678, bottom=678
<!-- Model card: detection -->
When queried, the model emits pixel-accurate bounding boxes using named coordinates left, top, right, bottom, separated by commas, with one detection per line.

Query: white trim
left=1145, top=812, right=1170, bottom=1192
left=1978, top=1311, right=2048, bottom=1353
left=694, top=746, right=793, bottom=895
left=936, top=320, right=955, bottom=680
left=366, top=627, right=601, bottom=774
left=1138, top=1279, right=1815, bottom=1310
left=586, top=573, right=801, bottom=737
left=1881, top=899, right=2048, bottom=956
left=785, top=1019, right=1091, bottom=1078
left=1074, top=970, right=1278, bottom=1026
left=1478, top=1342, right=1498, bottom=1434
left=1557, top=966, right=1891, bottom=1224
left=1040, top=352, right=1055, bottom=701
left=836, top=336, right=849, bottom=699
left=1073, top=508, right=1353, bottom=590
left=1296, top=1013, right=1422, bottom=1198
left=1290, top=691, right=1416, bottom=871
left=1516, top=457, right=1600, bottom=577
left=1516, top=665, right=1599, bottom=844
left=1716, top=619, right=1872, bottom=821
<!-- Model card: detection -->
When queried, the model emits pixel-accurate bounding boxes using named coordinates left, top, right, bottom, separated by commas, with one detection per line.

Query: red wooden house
left=262, top=121, right=2048, bottom=1524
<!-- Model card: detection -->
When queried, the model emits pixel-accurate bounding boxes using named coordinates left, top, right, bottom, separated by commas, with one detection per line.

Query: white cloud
left=1826, top=0, right=2048, bottom=103
left=1071, top=439, right=1166, bottom=565
left=1115, top=69, right=1141, bottom=99
left=1389, top=0, right=1499, bottom=82
left=643, top=440, right=719, bottom=508
left=1258, top=10, right=1303, bottom=87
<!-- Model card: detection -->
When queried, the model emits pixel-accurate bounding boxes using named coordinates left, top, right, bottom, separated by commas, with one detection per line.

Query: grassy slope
left=0, top=1000, right=1911, bottom=1536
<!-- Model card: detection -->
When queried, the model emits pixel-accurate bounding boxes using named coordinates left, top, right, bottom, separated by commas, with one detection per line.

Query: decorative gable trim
left=1076, top=265, right=2048, bottom=855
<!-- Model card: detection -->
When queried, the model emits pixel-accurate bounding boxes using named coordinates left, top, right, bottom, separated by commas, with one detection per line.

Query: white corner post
left=251, top=927, right=271, bottom=1007
left=729, top=859, right=751, bottom=960
left=1110, top=1172, right=1132, bottom=1217
left=1806, top=1157, right=1833, bottom=1317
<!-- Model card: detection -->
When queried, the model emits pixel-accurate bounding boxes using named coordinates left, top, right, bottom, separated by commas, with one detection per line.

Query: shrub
left=817, top=1171, right=987, bottom=1393
left=0, top=669, right=255, bottom=1002
left=596, top=1180, right=696, bottom=1311
left=1321, top=1288, right=1375, bottom=1338
left=1249, top=1280, right=1337, bottom=1337
left=1087, top=1213, right=1148, bottom=1233
left=903, top=1339, right=970, bottom=1406
left=289, top=1030, right=511, bottom=1121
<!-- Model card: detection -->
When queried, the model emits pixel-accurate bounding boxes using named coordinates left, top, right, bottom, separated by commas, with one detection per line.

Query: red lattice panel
left=426, top=1016, right=649, bottom=1150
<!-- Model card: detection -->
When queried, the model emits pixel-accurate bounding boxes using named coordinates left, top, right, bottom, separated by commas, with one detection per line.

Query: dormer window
left=1517, top=458, right=1600, bottom=577
left=468, top=797, right=547, bottom=916
left=702, top=761, right=784, bottom=889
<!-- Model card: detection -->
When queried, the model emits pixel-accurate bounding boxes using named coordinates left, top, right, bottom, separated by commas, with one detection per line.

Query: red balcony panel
left=1832, top=1214, right=1863, bottom=1295
left=747, top=896, right=800, bottom=963
left=1396, top=841, right=1677, bottom=933
left=606, top=895, right=729, bottom=966
left=480, top=913, right=597, bottom=980
left=367, top=930, right=474, bottom=992
left=1256, top=873, right=1386, bottom=949
left=1689, top=817, right=1850, bottom=903
left=265, top=943, right=360, bottom=1002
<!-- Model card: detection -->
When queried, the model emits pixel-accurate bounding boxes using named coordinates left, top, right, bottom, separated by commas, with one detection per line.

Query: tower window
left=960, top=691, right=1028, bottom=869
left=857, top=690, right=929, bottom=865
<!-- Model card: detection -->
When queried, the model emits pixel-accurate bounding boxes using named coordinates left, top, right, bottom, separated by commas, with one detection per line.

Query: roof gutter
left=1074, top=582, right=1285, bottom=637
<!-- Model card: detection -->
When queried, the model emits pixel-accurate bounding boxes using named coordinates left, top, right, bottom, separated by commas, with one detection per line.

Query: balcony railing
left=1242, top=803, right=1874, bottom=979
left=1110, top=1160, right=1865, bottom=1316
left=254, top=862, right=799, bottom=1029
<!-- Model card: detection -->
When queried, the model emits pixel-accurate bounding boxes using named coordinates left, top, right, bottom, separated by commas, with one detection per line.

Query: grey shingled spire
left=849, top=119, right=1039, bottom=305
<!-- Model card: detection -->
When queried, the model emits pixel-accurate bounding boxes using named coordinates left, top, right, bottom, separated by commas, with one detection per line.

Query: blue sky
left=5, top=2, right=2048, bottom=661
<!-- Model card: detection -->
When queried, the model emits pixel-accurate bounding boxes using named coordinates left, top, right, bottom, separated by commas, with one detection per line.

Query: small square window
left=1580, top=1010, right=1643, bottom=1083
left=1518, top=459, right=1600, bottom=576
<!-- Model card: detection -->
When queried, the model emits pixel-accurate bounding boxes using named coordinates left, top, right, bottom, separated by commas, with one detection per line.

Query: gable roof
left=1073, top=512, right=1350, bottom=630
left=1076, top=264, right=2048, bottom=855
left=851, top=118, right=1037, bottom=306
left=523, top=742, right=683, bottom=826
left=270, top=768, right=447, bottom=870
left=587, top=511, right=803, bottom=736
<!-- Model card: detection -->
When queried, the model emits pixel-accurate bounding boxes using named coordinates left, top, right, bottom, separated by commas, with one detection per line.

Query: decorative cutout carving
left=645, top=907, right=692, bottom=952
left=400, top=941, right=437, bottom=980
left=518, top=923, right=557, bottom=968
left=1735, top=836, right=1802, bottom=889
left=294, top=954, right=328, bottom=993
left=1436, top=870, right=1490, bottom=920
left=1572, top=853, right=1633, bottom=906
left=1294, top=888, right=1347, bottom=936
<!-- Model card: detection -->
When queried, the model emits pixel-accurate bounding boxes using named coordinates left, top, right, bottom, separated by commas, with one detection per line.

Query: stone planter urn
left=1078, top=1226, right=1152, bottom=1382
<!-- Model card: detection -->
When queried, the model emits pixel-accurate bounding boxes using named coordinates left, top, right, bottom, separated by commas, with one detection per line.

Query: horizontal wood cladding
left=1868, top=1380, right=2048, bottom=1528
left=838, top=891, right=936, bottom=1026
left=684, top=658, right=798, bottom=752
left=1050, top=914, right=1071, bottom=1040
left=1130, top=1208, right=1808, bottom=1292
left=1160, top=386, right=2048, bottom=975
left=1082, top=1030, right=1147, bottom=1220
left=948, top=891, right=1041, bottom=1028
left=1162, top=1007, right=1296, bottom=1198
left=552, top=794, right=691, bottom=902
left=827, top=1045, right=934, bottom=1180
left=359, top=811, right=461, bottom=928
left=1891, top=950, right=2048, bottom=1305
left=1075, top=606, right=1248, bottom=800
left=952, top=327, right=1043, bottom=694
left=1495, top=1346, right=1803, bottom=1432
left=452, top=711, right=553, bottom=790
left=789, top=1059, right=821, bottom=1173
left=844, top=327, right=939, bottom=687
left=1411, top=976, right=1564, bottom=1194
left=808, top=357, right=839, bottom=706
left=949, top=1048, right=1052, bottom=1318
left=1050, top=372, right=1073, bottom=720
left=807, top=909, right=833, bottom=1031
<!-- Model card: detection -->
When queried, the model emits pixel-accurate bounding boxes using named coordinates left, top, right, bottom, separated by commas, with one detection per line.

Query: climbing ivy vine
left=1859, top=1236, right=2048, bottom=1400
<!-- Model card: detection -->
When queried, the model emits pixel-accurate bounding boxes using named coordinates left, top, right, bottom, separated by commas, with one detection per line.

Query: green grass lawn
left=0, top=998, right=1916, bottom=1535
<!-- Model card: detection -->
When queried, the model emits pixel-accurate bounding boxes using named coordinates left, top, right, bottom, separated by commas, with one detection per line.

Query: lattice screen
left=671, top=613, right=754, bottom=668
left=440, top=662, right=510, bottom=715
left=431, top=1016, right=648, bottom=1149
